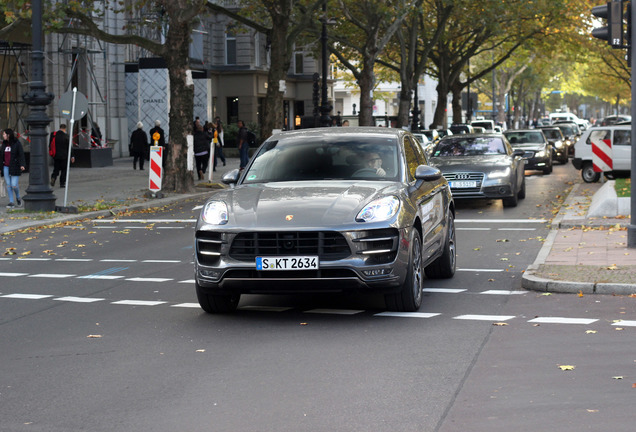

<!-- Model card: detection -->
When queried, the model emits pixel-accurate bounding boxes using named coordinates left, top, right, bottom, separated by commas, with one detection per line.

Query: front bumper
left=194, top=227, right=413, bottom=295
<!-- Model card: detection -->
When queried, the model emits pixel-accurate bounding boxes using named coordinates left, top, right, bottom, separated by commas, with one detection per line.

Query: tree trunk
left=262, top=13, right=291, bottom=140
left=432, top=80, right=449, bottom=128
left=163, top=19, right=195, bottom=193
left=450, top=84, right=463, bottom=124
left=358, top=57, right=376, bottom=126
left=396, top=83, right=413, bottom=128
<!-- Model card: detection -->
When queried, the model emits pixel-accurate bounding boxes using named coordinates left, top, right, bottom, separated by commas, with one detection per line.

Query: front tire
left=581, top=163, right=600, bottom=183
left=196, top=282, right=240, bottom=313
left=425, top=214, right=456, bottom=279
left=385, top=230, right=423, bottom=312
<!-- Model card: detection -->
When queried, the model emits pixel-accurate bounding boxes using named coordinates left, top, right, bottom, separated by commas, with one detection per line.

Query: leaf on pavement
left=612, top=376, right=624, bottom=379
left=196, top=349, right=205, bottom=353
left=492, top=322, right=508, bottom=326
left=540, top=293, right=552, bottom=296
left=87, top=334, right=102, bottom=338
left=21, top=251, right=31, bottom=256
left=496, top=239, right=509, bottom=242
left=585, top=330, right=597, bottom=334
left=558, top=365, right=576, bottom=371
left=605, top=264, right=618, bottom=270
left=578, top=291, right=584, bottom=297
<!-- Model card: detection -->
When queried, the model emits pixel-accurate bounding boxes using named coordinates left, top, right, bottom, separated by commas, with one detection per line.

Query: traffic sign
left=59, top=90, right=88, bottom=121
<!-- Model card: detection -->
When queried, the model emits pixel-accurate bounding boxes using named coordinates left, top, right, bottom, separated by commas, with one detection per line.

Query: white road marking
left=238, top=305, right=294, bottom=312
left=528, top=317, right=599, bottom=325
left=124, top=277, right=173, bottom=283
left=99, top=219, right=197, bottom=223
left=305, top=309, right=364, bottom=315
left=423, top=288, right=467, bottom=293
left=17, top=258, right=51, bottom=261
left=454, top=314, right=515, bottom=321
left=55, top=296, right=105, bottom=303
left=157, top=227, right=186, bottom=229
left=457, top=227, right=491, bottom=231
left=28, top=274, right=75, bottom=278
left=497, top=228, right=536, bottom=231
left=142, top=260, right=181, bottom=263
left=55, top=258, right=93, bottom=262
left=375, top=312, right=441, bottom=318
left=480, top=290, right=527, bottom=295
left=179, top=279, right=195, bottom=284
left=111, top=300, right=167, bottom=306
left=171, top=303, right=202, bottom=308
left=612, top=320, right=636, bottom=327
left=457, top=268, right=504, bottom=272
left=0, top=272, right=28, bottom=277
left=456, top=219, right=547, bottom=223
left=2, top=293, right=54, bottom=299
left=100, top=259, right=137, bottom=262
left=77, top=275, right=125, bottom=280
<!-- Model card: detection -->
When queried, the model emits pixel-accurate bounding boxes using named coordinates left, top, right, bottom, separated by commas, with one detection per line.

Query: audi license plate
left=256, top=256, right=319, bottom=271
left=450, top=180, right=477, bottom=188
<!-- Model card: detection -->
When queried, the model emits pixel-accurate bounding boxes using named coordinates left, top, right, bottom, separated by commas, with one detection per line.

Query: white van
left=470, top=119, right=495, bottom=132
left=572, top=125, right=631, bottom=182
left=549, top=112, right=588, bottom=130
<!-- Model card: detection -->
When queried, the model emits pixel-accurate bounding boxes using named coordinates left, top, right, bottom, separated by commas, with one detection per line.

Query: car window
left=504, top=132, right=544, bottom=144
left=243, top=136, right=400, bottom=183
left=542, top=129, right=562, bottom=140
left=613, top=130, right=631, bottom=146
left=587, top=130, right=611, bottom=145
left=407, top=135, right=428, bottom=165
left=433, top=137, right=506, bottom=157
left=403, top=137, right=419, bottom=182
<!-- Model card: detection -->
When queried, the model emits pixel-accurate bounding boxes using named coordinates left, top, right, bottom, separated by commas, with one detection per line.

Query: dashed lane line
left=528, top=317, right=599, bottom=325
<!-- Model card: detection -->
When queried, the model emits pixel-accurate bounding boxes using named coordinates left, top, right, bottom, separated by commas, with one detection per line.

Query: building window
left=294, top=52, right=304, bottom=74
left=226, top=25, right=236, bottom=65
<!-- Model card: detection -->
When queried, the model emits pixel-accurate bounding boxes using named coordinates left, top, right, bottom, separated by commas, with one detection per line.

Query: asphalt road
left=1, top=163, right=634, bottom=432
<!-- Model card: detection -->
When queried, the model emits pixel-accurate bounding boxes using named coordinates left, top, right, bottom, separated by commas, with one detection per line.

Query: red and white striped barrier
left=149, top=146, right=163, bottom=193
left=591, top=134, right=612, bottom=173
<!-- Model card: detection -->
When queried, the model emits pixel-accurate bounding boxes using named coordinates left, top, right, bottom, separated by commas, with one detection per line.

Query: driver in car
left=363, top=152, right=386, bottom=176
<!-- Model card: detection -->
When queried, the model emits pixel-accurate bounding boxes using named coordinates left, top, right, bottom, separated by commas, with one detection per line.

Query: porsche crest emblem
left=285, top=215, right=294, bottom=221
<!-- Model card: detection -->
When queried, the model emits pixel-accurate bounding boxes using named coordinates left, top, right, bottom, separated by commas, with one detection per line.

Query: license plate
left=256, top=256, right=319, bottom=271
left=450, top=180, right=477, bottom=188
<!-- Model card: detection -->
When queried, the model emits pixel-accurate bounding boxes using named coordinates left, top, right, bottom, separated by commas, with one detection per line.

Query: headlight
left=555, top=140, right=564, bottom=148
left=536, top=150, right=545, bottom=158
left=356, top=196, right=400, bottom=222
left=487, top=167, right=511, bottom=179
left=201, top=201, right=228, bottom=225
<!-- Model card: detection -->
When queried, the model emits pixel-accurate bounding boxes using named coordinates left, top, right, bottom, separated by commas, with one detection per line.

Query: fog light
left=200, top=269, right=221, bottom=279
left=363, top=268, right=391, bottom=277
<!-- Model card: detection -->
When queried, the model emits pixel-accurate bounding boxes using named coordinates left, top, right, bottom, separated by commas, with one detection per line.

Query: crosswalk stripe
left=0, top=272, right=28, bottom=277
left=423, top=288, right=467, bottom=293
left=55, top=296, right=105, bottom=303
left=480, top=290, right=527, bottom=295
left=454, top=314, right=515, bottom=321
left=112, top=300, right=167, bottom=306
left=28, top=274, right=75, bottom=278
left=528, top=317, right=598, bottom=325
left=375, top=312, right=441, bottom=318
left=123, top=277, right=172, bottom=282
left=305, top=309, right=364, bottom=315
left=2, top=294, right=54, bottom=299
left=613, top=320, right=636, bottom=327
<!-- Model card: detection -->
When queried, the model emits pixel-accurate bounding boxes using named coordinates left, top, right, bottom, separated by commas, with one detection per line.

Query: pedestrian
left=237, top=120, right=249, bottom=170
left=342, top=120, right=350, bottom=126
left=193, top=122, right=212, bottom=180
left=213, top=116, right=226, bottom=171
left=2, top=128, right=26, bottom=208
left=130, top=121, right=149, bottom=170
left=50, top=124, right=74, bottom=188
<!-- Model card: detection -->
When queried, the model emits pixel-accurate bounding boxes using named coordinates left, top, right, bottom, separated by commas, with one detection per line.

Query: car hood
left=203, top=181, right=401, bottom=229
left=512, top=143, right=546, bottom=151
left=429, top=155, right=512, bottom=171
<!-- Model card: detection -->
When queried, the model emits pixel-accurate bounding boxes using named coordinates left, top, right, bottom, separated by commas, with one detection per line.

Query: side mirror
left=414, top=165, right=442, bottom=181
left=222, top=169, right=240, bottom=185
left=512, top=149, right=525, bottom=157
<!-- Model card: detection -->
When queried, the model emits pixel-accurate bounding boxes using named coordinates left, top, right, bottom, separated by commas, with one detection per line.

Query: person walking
left=193, top=122, right=212, bottom=180
left=130, top=121, right=149, bottom=170
left=212, top=117, right=226, bottom=171
left=2, top=128, right=26, bottom=208
left=237, top=120, right=249, bottom=170
left=50, top=123, right=74, bottom=188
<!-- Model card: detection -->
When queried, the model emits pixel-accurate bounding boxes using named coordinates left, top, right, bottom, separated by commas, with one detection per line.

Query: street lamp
left=22, top=0, right=56, bottom=212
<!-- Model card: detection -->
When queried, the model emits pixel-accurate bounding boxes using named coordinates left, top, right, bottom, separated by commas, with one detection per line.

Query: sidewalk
left=1, top=155, right=240, bottom=234
left=522, top=181, right=636, bottom=295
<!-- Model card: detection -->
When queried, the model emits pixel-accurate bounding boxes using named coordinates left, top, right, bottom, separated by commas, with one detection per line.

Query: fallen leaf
left=578, top=291, right=584, bottom=297
left=585, top=330, right=597, bottom=334
left=541, top=293, right=552, bottom=296
left=586, top=409, right=599, bottom=413
left=492, top=322, right=508, bottom=326
left=87, top=334, right=102, bottom=338
left=300, top=322, right=308, bottom=326
left=496, top=239, right=509, bottom=242
left=559, top=365, right=576, bottom=371
left=605, top=264, right=619, bottom=270
left=613, top=376, right=624, bottom=380
left=196, top=349, right=205, bottom=353
left=21, top=251, right=31, bottom=256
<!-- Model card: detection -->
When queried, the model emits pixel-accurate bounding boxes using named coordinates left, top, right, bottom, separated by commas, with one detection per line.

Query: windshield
left=432, top=137, right=507, bottom=157
left=542, top=129, right=562, bottom=140
left=242, top=135, right=400, bottom=183
left=504, top=132, right=545, bottom=145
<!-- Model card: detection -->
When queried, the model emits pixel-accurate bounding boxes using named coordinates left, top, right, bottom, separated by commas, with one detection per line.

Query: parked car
left=470, top=119, right=496, bottom=132
left=538, top=126, right=569, bottom=164
left=572, top=125, right=632, bottom=183
left=194, top=127, right=456, bottom=313
left=428, top=133, right=526, bottom=207
left=449, top=123, right=474, bottom=134
left=503, top=129, right=553, bottom=174
left=598, top=114, right=631, bottom=126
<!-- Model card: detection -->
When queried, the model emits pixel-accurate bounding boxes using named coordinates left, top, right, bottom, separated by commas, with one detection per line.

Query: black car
left=538, top=126, right=569, bottom=163
left=194, top=127, right=456, bottom=313
left=503, top=129, right=553, bottom=174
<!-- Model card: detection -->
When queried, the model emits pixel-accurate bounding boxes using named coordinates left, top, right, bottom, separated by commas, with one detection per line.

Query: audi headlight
left=536, top=150, right=546, bottom=158
left=555, top=140, right=564, bottom=148
left=487, top=167, right=511, bottom=179
left=201, top=201, right=229, bottom=225
left=356, top=196, right=400, bottom=222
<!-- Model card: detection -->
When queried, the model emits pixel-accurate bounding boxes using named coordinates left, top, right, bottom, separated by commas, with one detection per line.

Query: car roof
left=270, top=126, right=409, bottom=140
left=504, top=129, right=541, bottom=133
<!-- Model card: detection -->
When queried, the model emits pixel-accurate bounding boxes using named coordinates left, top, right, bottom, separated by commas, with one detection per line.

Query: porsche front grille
left=229, top=232, right=351, bottom=261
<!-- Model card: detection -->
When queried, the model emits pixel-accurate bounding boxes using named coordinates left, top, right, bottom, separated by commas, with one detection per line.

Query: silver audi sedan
left=194, top=127, right=456, bottom=313
left=428, top=133, right=526, bottom=208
